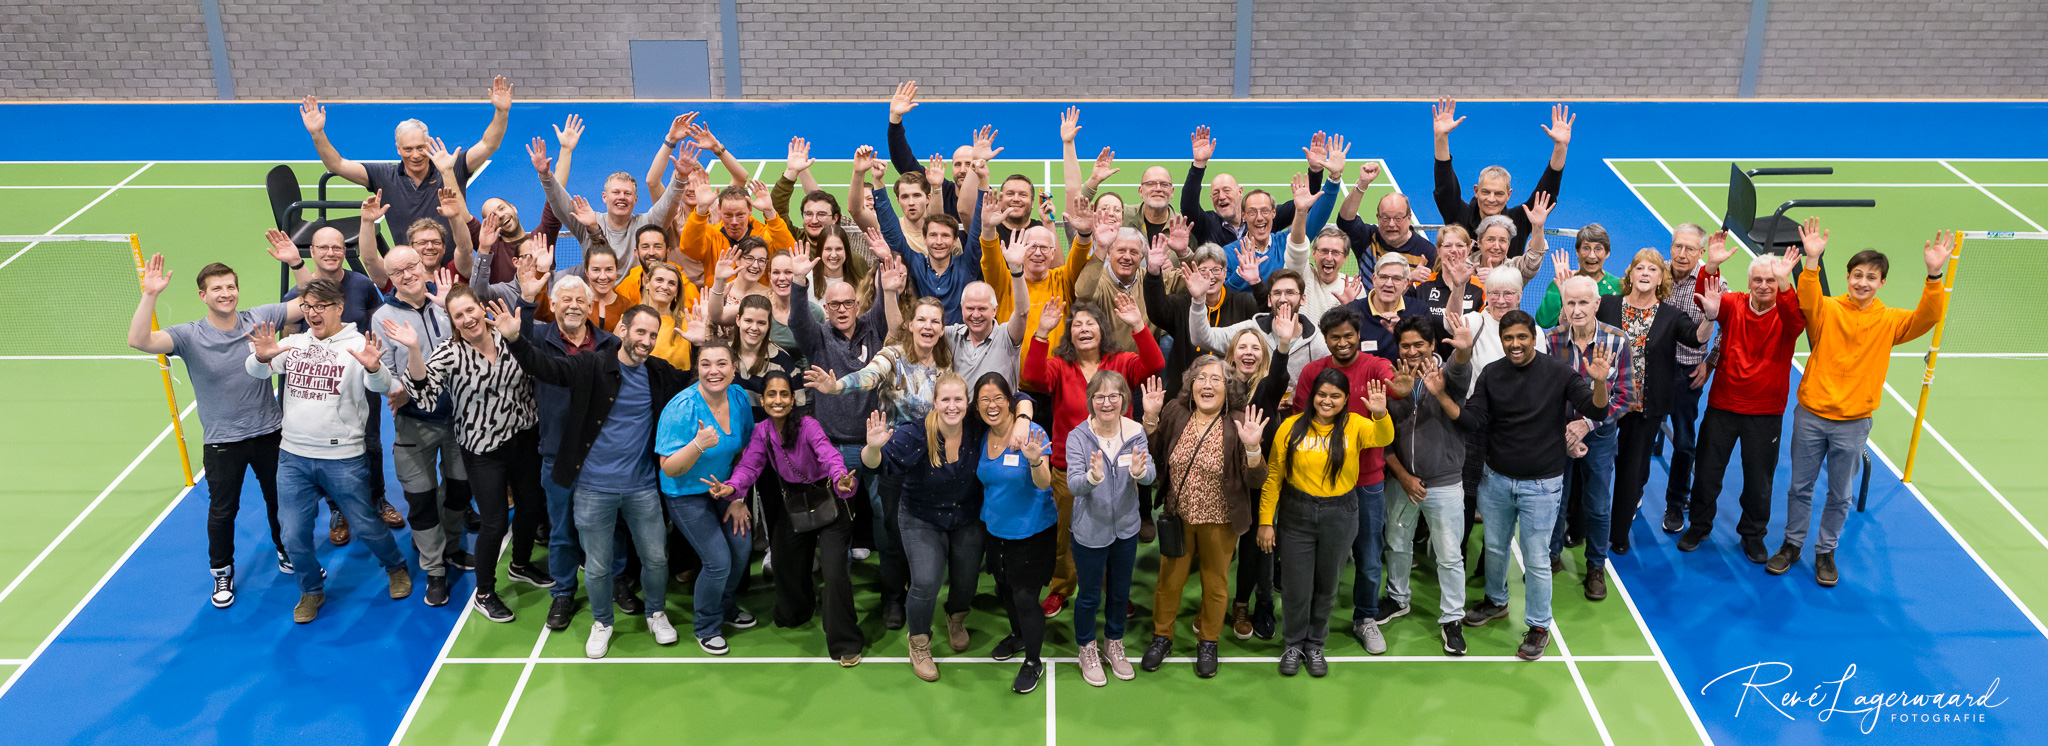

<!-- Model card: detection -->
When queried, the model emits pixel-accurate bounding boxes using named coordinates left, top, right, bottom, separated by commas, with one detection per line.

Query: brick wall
left=1755, top=1, right=2048, bottom=97
left=1, top=2, right=218, bottom=99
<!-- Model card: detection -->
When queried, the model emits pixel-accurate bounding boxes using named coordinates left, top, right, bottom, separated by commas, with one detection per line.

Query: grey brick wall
left=1, top=2, right=218, bottom=98
left=1756, top=1, right=2048, bottom=97
left=1249, top=0, right=1752, bottom=97
left=733, top=1, right=1238, bottom=98
left=216, top=0, right=724, bottom=99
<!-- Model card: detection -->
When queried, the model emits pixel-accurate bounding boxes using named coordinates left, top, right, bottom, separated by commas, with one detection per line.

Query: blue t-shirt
left=978, top=423, right=1056, bottom=540
left=655, top=382, right=755, bottom=497
left=578, top=360, right=659, bottom=493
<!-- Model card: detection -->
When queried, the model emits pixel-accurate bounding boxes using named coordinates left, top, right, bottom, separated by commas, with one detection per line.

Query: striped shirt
left=409, top=332, right=538, bottom=453
left=1545, top=323, right=1635, bottom=424
left=1666, top=266, right=1724, bottom=366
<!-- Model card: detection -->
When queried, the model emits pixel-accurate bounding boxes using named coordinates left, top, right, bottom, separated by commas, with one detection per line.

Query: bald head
left=1375, top=192, right=1414, bottom=244
left=1139, top=166, right=1173, bottom=210
left=308, top=226, right=348, bottom=275
left=960, top=281, right=998, bottom=335
left=1209, top=173, right=1242, bottom=220
left=383, top=246, right=428, bottom=299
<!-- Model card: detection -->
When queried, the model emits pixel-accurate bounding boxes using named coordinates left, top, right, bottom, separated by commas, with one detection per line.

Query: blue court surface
left=1, top=99, right=2045, bottom=744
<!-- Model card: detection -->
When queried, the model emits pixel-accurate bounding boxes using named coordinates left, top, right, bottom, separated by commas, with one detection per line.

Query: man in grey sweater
left=1382, top=314, right=1474, bottom=656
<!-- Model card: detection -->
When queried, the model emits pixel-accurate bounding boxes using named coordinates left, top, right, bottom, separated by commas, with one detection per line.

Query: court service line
left=1624, top=161, right=2048, bottom=641
left=438, top=654, right=1662, bottom=665
left=1606, top=565, right=1716, bottom=745
left=386, top=596, right=477, bottom=746
left=1642, top=182, right=2048, bottom=189
left=0, top=400, right=196, bottom=610
left=1506, top=535, right=1614, bottom=746
left=1938, top=161, right=2048, bottom=233
left=0, top=162, right=152, bottom=272
left=0, top=355, right=160, bottom=361
left=0, top=469, right=202, bottom=700
left=486, top=625, right=553, bottom=746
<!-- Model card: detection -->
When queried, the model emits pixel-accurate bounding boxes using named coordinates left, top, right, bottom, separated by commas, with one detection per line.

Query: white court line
left=0, top=401, right=195, bottom=610
left=0, top=659, right=24, bottom=665
left=1939, top=161, right=2048, bottom=233
left=0, top=355, right=159, bottom=361
left=0, top=162, right=152, bottom=272
left=0, top=469, right=202, bottom=700
left=438, top=654, right=1661, bottom=665
left=1606, top=565, right=1716, bottom=745
left=0, top=185, right=363, bottom=190
left=1638, top=183, right=2048, bottom=189
left=1045, top=652, right=1057, bottom=746
left=486, top=624, right=553, bottom=746
left=1611, top=157, right=2048, bottom=163
left=386, top=598, right=477, bottom=746
left=1624, top=158, right=2048, bottom=640
left=1878, top=379, right=2048, bottom=552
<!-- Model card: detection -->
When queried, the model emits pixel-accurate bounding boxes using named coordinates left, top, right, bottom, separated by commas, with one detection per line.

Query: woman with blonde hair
left=1223, top=319, right=1298, bottom=640
left=862, top=371, right=982, bottom=682
left=1599, top=248, right=1704, bottom=555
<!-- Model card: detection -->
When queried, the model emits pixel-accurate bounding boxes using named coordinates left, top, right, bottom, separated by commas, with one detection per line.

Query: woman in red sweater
left=1022, top=293, right=1163, bottom=617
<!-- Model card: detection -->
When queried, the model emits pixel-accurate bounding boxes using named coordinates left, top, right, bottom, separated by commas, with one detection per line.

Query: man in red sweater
left=1676, top=235, right=1804, bottom=562
left=1290, top=306, right=1397, bottom=653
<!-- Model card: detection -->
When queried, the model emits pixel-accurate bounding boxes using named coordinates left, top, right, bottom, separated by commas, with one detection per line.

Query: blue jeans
left=666, top=492, right=751, bottom=640
left=542, top=456, right=631, bottom=601
left=897, top=506, right=984, bottom=638
left=278, top=451, right=405, bottom=595
left=1071, top=535, right=1138, bottom=645
left=575, top=486, right=669, bottom=626
left=1386, top=481, right=1468, bottom=624
left=1783, top=405, right=1874, bottom=554
left=1553, top=422, right=1618, bottom=570
left=1479, top=468, right=1563, bottom=629
left=1663, top=364, right=1706, bottom=507
left=1350, top=481, right=1387, bottom=620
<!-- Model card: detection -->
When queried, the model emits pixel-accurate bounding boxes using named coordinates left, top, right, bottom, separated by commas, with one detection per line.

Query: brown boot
left=328, top=511, right=351, bottom=546
left=945, top=611, right=970, bottom=653
left=907, top=634, right=939, bottom=682
left=293, top=593, right=325, bottom=624
left=387, top=567, right=413, bottom=599
left=1583, top=566, right=1608, bottom=601
left=378, top=501, right=405, bottom=529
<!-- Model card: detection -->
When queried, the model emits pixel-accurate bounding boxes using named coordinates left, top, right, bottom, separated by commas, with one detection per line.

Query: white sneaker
left=210, top=568, right=235, bottom=609
left=1356, top=618, right=1388, bottom=655
left=698, top=634, right=730, bottom=655
left=648, top=612, right=679, bottom=645
left=1077, top=640, right=1108, bottom=687
left=586, top=622, right=613, bottom=659
left=851, top=548, right=871, bottom=561
left=728, top=610, right=758, bottom=629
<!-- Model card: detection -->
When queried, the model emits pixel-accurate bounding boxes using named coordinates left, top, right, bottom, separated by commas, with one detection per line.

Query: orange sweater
left=1794, top=266, right=1946, bottom=420
left=980, top=233, right=1093, bottom=350
left=679, top=210, right=796, bottom=287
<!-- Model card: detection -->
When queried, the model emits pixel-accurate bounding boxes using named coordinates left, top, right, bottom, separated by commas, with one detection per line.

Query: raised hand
left=488, top=75, right=514, bottom=111
left=701, top=475, right=737, bottom=499
left=1036, top=295, right=1066, bottom=336
left=526, top=137, right=552, bottom=176
left=349, top=332, right=386, bottom=372
left=1235, top=242, right=1263, bottom=287
left=1389, top=358, right=1416, bottom=398
left=665, top=112, right=699, bottom=146
left=1364, top=379, right=1389, bottom=416
left=1586, top=343, right=1614, bottom=382
left=516, top=252, right=548, bottom=301
left=1065, top=195, right=1097, bottom=236
left=1924, top=229, right=1953, bottom=277
left=379, top=317, right=420, bottom=350
left=1444, top=306, right=1474, bottom=350
left=486, top=299, right=520, bottom=338
left=927, top=153, right=946, bottom=183
left=1183, top=260, right=1214, bottom=299
left=1303, top=131, right=1328, bottom=172
left=1090, top=147, right=1119, bottom=184
left=426, top=136, right=458, bottom=173
left=808, top=364, right=846, bottom=395
left=1059, top=106, right=1081, bottom=144
left=1798, top=216, right=1828, bottom=262
left=1166, top=215, right=1192, bottom=255
left=1704, top=229, right=1736, bottom=271
left=1132, top=449, right=1152, bottom=480
left=889, top=80, right=919, bottom=121
left=851, top=145, right=875, bottom=182
left=835, top=473, right=860, bottom=495
left=1324, top=133, right=1350, bottom=178
left=681, top=296, right=711, bottom=344
left=971, top=124, right=1002, bottom=161
left=141, top=253, right=172, bottom=295
left=299, top=95, right=327, bottom=133
left=1236, top=405, right=1268, bottom=445
left=674, top=141, right=702, bottom=174
left=1357, top=161, right=1381, bottom=189
left=1335, top=274, right=1365, bottom=305
left=1190, top=125, right=1217, bottom=166
left=1421, top=356, right=1448, bottom=395
left=436, top=187, right=463, bottom=219
left=785, top=136, right=813, bottom=174
left=1087, top=450, right=1106, bottom=484
left=685, top=121, right=722, bottom=155
left=693, top=178, right=721, bottom=211
left=359, top=189, right=388, bottom=223
left=1527, top=190, right=1554, bottom=227
left=1111, top=291, right=1144, bottom=328
left=1140, top=376, right=1166, bottom=415
left=1543, top=104, right=1575, bottom=146
left=864, top=410, right=890, bottom=448
left=748, top=179, right=775, bottom=214
left=429, top=267, right=458, bottom=307
left=1432, top=96, right=1464, bottom=138
left=264, top=229, right=302, bottom=265
left=878, top=251, right=908, bottom=294
left=1550, top=247, right=1575, bottom=282
left=1270, top=302, right=1300, bottom=346
left=1002, top=235, right=1028, bottom=270
left=479, top=210, right=503, bottom=241
left=1146, top=234, right=1170, bottom=274
left=247, top=322, right=283, bottom=360
left=1290, top=172, right=1314, bottom=208
left=524, top=234, right=554, bottom=273
left=569, top=196, right=600, bottom=228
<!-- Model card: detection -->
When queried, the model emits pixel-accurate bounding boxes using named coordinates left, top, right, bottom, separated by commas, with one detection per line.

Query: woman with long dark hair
left=970, top=372, right=1057, bottom=693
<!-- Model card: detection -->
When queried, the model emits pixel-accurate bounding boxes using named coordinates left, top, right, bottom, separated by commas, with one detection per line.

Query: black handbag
left=782, top=478, right=844, bottom=534
left=1158, top=414, right=1222, bottom=559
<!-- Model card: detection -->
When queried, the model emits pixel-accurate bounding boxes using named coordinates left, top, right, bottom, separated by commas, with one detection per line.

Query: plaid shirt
left=1546, top=323, right=1634, bottom=423
left=1666, top=266, right=1724, bottom=366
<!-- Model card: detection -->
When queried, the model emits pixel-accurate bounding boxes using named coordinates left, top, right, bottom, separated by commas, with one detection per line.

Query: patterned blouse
left=1168, top=414, right=1230, bottom=525
left=410, top=332, right=538, bottom=453
left=837, top=346, right=940, bottom=426
left=1621, top=302, right=1655, bottom=412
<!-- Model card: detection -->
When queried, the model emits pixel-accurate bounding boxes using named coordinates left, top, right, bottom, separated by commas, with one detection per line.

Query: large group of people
left=128, top=77, right=1952, bottom=694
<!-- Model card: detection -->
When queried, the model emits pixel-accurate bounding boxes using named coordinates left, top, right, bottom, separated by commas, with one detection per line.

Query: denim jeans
left=1071, top=534, right=1138, bottom=645
left=202, top=430, right=282, bottom=570
left=837, top=443, right=901, bottom=599
left=898, top=506, right=984, bottom=638
left=1553, top=421, right=1617, bottom=569
left=1277, top=486, right=1360, bottom=649
left=574, top=486, right=669, bottom=626
left=1783, top=405, right=1873, bottom=554
left=666, top=492, right=752, bottom=639
left=541, top=456, right=580, bottom=599
left=1663, top=365, right=1705, bottom=508
left=278, top=450, right=406, bottom=595
left=1350, top=481, right=1387, bottom=621
left=1386, top=480, right=1468, bottom=624
left=1479, top=468, right=1563, bottom=629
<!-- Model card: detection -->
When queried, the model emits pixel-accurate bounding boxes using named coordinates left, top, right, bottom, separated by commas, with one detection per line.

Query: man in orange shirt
left=679, top=181, right=796, bottom=287
left=1769, top=219, right=1950, bottom=587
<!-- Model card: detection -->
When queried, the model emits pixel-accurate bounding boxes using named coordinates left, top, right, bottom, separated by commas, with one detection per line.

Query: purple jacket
left=725, top=416, right=854, bottom=499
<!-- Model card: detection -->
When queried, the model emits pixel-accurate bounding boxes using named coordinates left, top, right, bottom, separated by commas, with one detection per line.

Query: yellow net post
left=1902, top=233, right=1963, bottom=483
left=129, top=234, right=195, bottom=487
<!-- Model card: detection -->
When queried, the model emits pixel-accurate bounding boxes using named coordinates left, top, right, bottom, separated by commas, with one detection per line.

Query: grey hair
left=1484, top=265, right=1525, bottom=293
left=1560, top=274, right=1599, bottom=297
left=394, top=119, right=429, bottom=139
left=553, top=274, right=590, bottom=299
left=1315, top=225, right=1351, bottom=251
left=1190, top=242, right=1227, bottom=268
left=1114, top=226, right=1146, bottom=248
left=1477, top=165, right=1512, bottom=190
left=1673, top=222, right=1708, bottom=243
left=1475, top=214, right=1518, bottom=241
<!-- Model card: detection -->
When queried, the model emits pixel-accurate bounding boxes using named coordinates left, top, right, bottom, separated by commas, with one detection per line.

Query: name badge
left=1362, top=340, right=1378, bottom=352
left=1003, top=454, right=1020, bottom=467
left=1116, top=454, right=1132, bottom=468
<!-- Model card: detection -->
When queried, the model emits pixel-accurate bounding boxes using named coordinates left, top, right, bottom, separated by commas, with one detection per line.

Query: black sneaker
left=276, top=550, right=294, bottom=575
left=1277, top=646, right=1304, bottom=676
left=447, top=550, right=475, bottom=572
left=1564, top=532, right=1583, bottom=549
left=210, top=568, right=235, bottom=609
left=464, top=508, right=481, bottom=533
left=546, top=595, right=577, bottom=631
left=727, top=610, right=758, bottom=629
left=1140, top=634, right=1172, bottom=672
left=1440, top=622, right=1467, bottom=656
left=1611, top=538, right=1631, bottom=556
left=1373, top=595, right=1410, bottom=623
left=1551, top=553, right=1567, bottom=575
left=1517, top=626, right=1551, bottom=661
left=1814, top=551, right=1839, bottom=587
left=424, top=575, right=450, bottom=607
left=1661, top=509, right=1686, bottom=534
left=1765, top=542, right=1799, bottom=575
left=1194, top=640, right=1220, bottom=678
left=615, top=585, right=645, bottom=617
left=1250, top=601, right=1276, bottom=640
left=1741, top=535, right=1769, bottom=564
left=1305, top=646, right=1329, bottom=678
left=1676, top=530, right=1706, bottom=552
left=1463, top=598, right=1510, bottom=627
left=473, top=591, right=515, bottom=623
left=991, top=635, right=1022, bottom=661
left=507, top=562, right=556, bottom=589
left=1012, top=660, right=1044, bottom=694
left=883, top=600, right=906, bottom=631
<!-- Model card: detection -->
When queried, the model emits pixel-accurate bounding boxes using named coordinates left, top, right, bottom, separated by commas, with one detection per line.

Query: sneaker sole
left=472, top=598, right=515, bottom=623
left=1462, top=607, right=1510, bottom=627
left=1377, top=605, right=1411, bottom=623
left=212, top=594, right=234, bottom=609
left=698, top=641, right=730, bottom=655
left=507, top=570, right=556, bottom=589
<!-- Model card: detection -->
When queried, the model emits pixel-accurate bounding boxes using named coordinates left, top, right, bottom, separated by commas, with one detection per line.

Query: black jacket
left=1431, top=157, right=1563, bottom=258
left=1146, top=270, right=1261, bottom=398
left=510, top=307, right=694, bottom=489
left=1597, top=295, right=1705, bottom=421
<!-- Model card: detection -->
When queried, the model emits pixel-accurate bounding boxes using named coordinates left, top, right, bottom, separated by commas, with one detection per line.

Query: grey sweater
left=1386, top=355, right=1473, bottom=488
left=1064, top=419, right=1156, bottom=549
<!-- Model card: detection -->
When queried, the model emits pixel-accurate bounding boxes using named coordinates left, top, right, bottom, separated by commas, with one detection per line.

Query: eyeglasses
left=801, top=211, right=835, bottom=221
left=740, top=255, right=768, bottom=267
left=1141, top=180, right=1173, bottom=189
left=1091, top=393, right=1124, bottom=403
left=977, top=395, right=1011, bottom=406
left=388, top=260, right=424, bottom=276
left=410, top=238, right=445, bottom=248
left=824, top=299, right=857, bottom=310
left=298, top=301, right=337, bottom=312
left=311, top=244, right=346, bottom=252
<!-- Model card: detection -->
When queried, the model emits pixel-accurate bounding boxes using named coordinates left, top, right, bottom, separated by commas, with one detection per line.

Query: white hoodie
left=246, top=325, right=396, bottom=459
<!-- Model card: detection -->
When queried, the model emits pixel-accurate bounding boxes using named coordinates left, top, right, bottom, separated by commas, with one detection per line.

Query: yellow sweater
left=1260, top=412, right=1396, bottom=525
left=1795, top=267, right=1946, bottom=421
left=981, top=232, right=1093, bottom=352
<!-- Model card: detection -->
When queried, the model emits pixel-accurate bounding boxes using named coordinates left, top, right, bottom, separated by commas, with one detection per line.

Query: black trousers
left=1610, top=411, right=1660, bottom=549
left=876, top=471, right=910, bottom=606
left=1460, top=428, right=1485, bottom=568
left=203, top=430, right=283, bottom=570
left=763, top=483, right=861, bottom=657
left=988, top=525, right=1057, bottom=664
left=1687, top=407, right=1784, bottom=538
left=460, top=427, right=543, bottom=596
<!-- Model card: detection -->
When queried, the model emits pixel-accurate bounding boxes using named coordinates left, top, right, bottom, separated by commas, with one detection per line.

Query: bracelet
left=1928, top=272, right=1944, bottom=281
left=665, top=139, right=680, bottom=148
left=1029, top=458, right=1046, bottom=468
left=288, top=260, right=305, bottom=270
